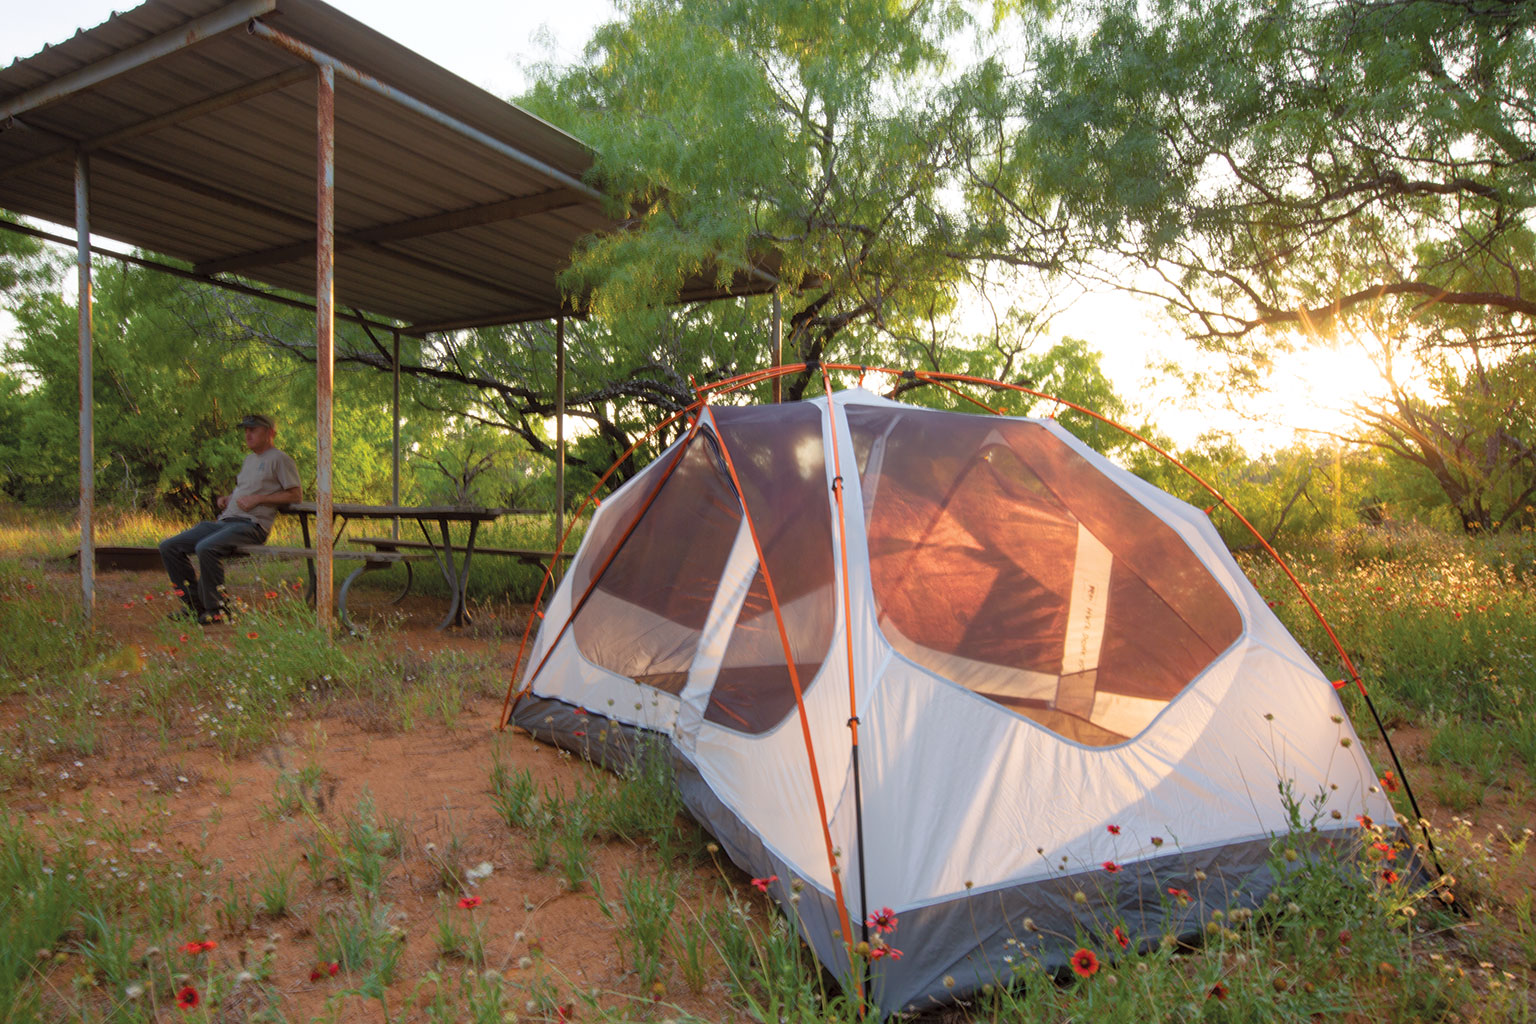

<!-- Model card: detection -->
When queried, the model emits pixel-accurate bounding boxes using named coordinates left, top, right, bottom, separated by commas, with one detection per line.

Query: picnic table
left=276, top=502, right=509, bottom=630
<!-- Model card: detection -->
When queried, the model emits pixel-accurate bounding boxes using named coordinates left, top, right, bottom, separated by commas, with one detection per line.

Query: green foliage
left=0, top=243, right=512, bottom=512
left=1020, top=0, right=1536, bottom=533
left=0, top=559, right=101, bottom=696
left=1352, top=347, right=1536, bottom=534
left=608, top=868, right=677, bottom=990
left=253, top=856, right=296, bottom=918
left=414, top=967, right=511, bottom=1024
left=434, top=895, right=486, bottom=967
left=316, top=898, right=403, bottom=985
left=518, top=0, right=1102, bottom=426
left=702, top=894, right=856, bottom=1024
left=1022, top=0, right=1536, bottom=350
left=0, top=798, right=217, bottom=1020
left=1246, top=533, right=1536, bottom=749
left=1131, top=435, right=1378, bottom=548
left=489, top=751, right=538, bottom=830
left=598, top=734, right=696, bottom=861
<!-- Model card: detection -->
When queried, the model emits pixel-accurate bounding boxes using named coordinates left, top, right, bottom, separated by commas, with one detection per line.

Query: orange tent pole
left=819, top=371, right=873, bottom=963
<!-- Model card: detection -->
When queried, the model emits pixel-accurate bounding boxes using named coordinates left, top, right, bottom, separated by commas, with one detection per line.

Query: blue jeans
left=159, top=519, right=267, bottom=613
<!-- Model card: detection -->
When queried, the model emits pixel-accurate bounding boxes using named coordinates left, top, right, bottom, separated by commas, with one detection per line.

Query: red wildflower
left=178, top=633, right=189, bottom=643
left=573, top=707, right=588, bottom=716
left=1338, top=929, right=1352, bottom=946
left=1209, top=982, right=1228, bottom=1001
left=870, top=945, right=904, bottom=960
left=176, top=985, right=199, bottom=1010
left=458, top=895, right=483, bottom=909
left=1380, top=771, right=1399, bottom=793
left=750, top=875, right=778, bottom=893
left=867, top=907, right=898, bottom=934
left=180, top=939, right=217, bottom=954
left=329, top=961, right=340, bottom=976
left=123, top=601, right=135, bottom=608
left=264, top=590, right=278, bottom=599
left=1356, top=814, right=1374, bottom=829
left=310, top=961, right=340, bottom=981
left=1102, top=860, right=1121, bottom=874
left=1372, top=841, right=1397, bottom=861
left=1150, top=836, right=1164, bottom=847
left=1167, top=887, right=1190, bottom=903
left=25, top=582, right=36, bottom=591
left=1069, top=948, right=1099, bottom=978
left=572, top=731, right=586, bottom=737
left=1106, top=824, right=1120, bottom=835
left=1380, top=869, right=1400, bottom=885
left=1113, top=926, right=1129, bottom=949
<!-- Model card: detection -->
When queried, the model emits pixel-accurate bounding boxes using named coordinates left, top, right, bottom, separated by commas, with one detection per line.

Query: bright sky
left=4, top=1, right=1379, bottom=454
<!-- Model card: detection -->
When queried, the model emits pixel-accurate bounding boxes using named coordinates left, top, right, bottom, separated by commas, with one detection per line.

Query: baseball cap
left=238, top=414, right=275, bottom=430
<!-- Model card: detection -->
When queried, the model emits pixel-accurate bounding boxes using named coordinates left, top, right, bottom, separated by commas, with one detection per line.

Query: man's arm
left=236, top=485, right=302, bottom=512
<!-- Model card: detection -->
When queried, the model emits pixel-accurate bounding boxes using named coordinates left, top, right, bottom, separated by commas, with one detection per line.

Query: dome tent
left=503, top=381, right=1397, bottom=1013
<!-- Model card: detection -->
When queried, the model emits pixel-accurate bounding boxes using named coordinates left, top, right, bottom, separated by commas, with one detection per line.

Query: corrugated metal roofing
left=0, top=0, right=746, bottom=331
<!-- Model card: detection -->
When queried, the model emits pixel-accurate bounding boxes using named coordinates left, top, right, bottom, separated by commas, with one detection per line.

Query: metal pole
left=75, top=151, right=95, bottom=626
left=392, top=329, right=401, bottom=541
left=554, top=316, right=565, bottom=583
left=314, top=64, right=336, bottom=631
left=771, top=291, right=783, bottom=403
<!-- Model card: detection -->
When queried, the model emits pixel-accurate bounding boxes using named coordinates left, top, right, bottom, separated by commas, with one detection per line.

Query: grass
left=1243, top=526, right=1536, bottom=795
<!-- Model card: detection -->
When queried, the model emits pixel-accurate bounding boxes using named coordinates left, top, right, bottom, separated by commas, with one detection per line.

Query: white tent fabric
left=512, top=388, right=1394, bottom=1012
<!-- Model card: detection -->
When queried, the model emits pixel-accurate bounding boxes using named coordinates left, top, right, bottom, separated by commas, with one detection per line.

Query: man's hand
left=217, top=495, right=230, bottom=510
left=237, top=494, right=261, bottom=512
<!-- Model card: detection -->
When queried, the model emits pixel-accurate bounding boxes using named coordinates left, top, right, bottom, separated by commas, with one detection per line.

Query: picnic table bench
left=234, top=544, right=431, bottom=633
left=349, top=535, right=573, bottom=597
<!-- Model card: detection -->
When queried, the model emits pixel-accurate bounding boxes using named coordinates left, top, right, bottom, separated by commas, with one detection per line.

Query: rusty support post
left=392, top=329, right=401, bottom=541
left=771, top=291, right=783, bottom=403
left=554, top=316, right=565, bottom=583
left=75, top=150, right=95, bottom=625
left=314, top=63, right=336, bottom=631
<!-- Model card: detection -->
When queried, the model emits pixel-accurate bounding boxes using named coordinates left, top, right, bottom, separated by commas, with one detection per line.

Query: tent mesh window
left=572, top=433, right=743, bottom=693
left=847, top=405, right=1242, bottom=746
left=705, top=404, right=838, bottom=733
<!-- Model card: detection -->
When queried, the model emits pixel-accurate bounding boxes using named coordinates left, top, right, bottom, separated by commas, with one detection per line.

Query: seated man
left=160, top=414, right=302, bottom=623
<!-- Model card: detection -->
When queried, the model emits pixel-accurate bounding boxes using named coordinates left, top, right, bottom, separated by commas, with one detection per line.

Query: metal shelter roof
left=0, top=0, right=759, bottom=333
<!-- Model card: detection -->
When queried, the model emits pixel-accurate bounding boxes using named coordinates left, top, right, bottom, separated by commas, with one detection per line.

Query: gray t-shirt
left=220, top=448, right=302, bottom=533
